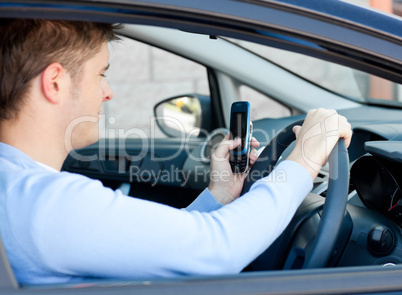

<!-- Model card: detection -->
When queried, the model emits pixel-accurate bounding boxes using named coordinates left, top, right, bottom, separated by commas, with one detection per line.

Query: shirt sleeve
left=185, top=188, right=223, bottom=212
left=21, top=160, right=312, bottom=283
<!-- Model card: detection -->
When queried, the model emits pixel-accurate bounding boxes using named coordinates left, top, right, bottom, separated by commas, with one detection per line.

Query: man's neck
left=0, top=118, right=68, bottom=171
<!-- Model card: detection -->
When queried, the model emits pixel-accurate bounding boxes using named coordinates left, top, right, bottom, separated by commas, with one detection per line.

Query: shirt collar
left=35, top=161, right=59, bottom=173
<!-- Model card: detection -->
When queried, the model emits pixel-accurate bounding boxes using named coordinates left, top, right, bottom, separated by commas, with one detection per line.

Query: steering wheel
left=241, top=119, right=349, bottom=269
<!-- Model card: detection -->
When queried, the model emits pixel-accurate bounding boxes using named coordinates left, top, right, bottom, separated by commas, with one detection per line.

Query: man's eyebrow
left=102, top=64, right=110, bottom=72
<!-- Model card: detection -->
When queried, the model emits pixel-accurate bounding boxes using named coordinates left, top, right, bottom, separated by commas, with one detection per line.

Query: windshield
left=225, top=38, right=402, bottom=107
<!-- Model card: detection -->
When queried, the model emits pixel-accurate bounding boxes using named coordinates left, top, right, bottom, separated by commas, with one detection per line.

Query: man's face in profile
left=65, top=42, right=113, bottom=151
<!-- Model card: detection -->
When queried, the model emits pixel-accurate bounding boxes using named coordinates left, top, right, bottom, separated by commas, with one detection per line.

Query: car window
left=101, top=36, right=210, bottom=139
left=227, top=38, right=402, bottom=105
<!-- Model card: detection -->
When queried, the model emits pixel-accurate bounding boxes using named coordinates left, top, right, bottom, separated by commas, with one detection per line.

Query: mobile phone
left=229, top=101, right=253, bottom=173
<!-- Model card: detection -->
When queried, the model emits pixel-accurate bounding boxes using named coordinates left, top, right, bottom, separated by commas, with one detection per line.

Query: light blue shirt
left=0, top=142, right=312, bottom=285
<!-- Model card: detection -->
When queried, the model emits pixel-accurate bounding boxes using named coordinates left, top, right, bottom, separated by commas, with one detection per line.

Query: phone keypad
left=230, top=154, right=249, bottom=173
left=229, top=122, right=253, bottom=174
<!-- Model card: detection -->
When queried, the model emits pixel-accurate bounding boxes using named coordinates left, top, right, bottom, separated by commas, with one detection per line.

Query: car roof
left=2, top=0, right=400, bottom=84
left=89, top=0, right=402, bottom=38
left=2, top=0, right=401, bottom=36
left=268, top=0, right=402, bottom=37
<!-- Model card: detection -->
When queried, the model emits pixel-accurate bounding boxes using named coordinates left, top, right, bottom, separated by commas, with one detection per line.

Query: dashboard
left=351, top=143, right=402, bottom=227
left=349, top=123, right=402, bottom=227
left=330, top=125, right=402, bottom=266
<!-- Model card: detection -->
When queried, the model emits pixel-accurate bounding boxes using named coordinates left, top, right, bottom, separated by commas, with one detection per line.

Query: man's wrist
left=208, top=184, right=232, bottom=205
left=286, top=149, right=319, bottom=181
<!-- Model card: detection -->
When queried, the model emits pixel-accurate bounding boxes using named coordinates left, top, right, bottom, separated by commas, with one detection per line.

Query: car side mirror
left=154, top=94, right=211, bottom=137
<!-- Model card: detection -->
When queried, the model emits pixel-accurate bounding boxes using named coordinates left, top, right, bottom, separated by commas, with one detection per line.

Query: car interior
left=60, top=24, right=402, bottom=276
left=1, top=2, right=402, bottom=293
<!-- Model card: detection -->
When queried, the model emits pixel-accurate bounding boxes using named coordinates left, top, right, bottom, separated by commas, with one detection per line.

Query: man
left=0, top=19, right=352, bottom=285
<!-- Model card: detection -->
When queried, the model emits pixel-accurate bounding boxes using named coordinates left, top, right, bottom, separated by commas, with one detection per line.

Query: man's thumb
left=292, top=125, right=302, bottom=139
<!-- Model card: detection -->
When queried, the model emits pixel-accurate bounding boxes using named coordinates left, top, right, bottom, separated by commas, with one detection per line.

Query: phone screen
left=230, top=112, right=246, bottom=152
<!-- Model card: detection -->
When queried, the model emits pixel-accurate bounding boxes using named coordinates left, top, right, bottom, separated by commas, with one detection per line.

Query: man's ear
left=41, top=62, right=65, bottom=104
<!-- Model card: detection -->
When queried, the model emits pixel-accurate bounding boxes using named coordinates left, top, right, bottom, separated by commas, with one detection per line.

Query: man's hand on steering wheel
left=209, top=108, right=352, bottom=206
left=208, top=135, right=260, bottom=205
left=208, top=108, right=352, bottom=270
left=287, top=108, right=352, bottom=181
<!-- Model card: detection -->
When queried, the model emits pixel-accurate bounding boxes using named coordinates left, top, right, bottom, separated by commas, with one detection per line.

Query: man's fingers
left=341, top=123, right=353, bottom=148
left=230, top=138, right=242, bottom=150
left=251, top=137, right=260, bottom=148
left=249, top=148, right=258, bottom=166
left=338, top=115, right=352, bottom=147
left=213, top=134, right=240, bottom=160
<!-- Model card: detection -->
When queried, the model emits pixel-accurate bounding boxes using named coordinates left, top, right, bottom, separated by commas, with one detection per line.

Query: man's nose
left=103, top=81, right=113, bottom=101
